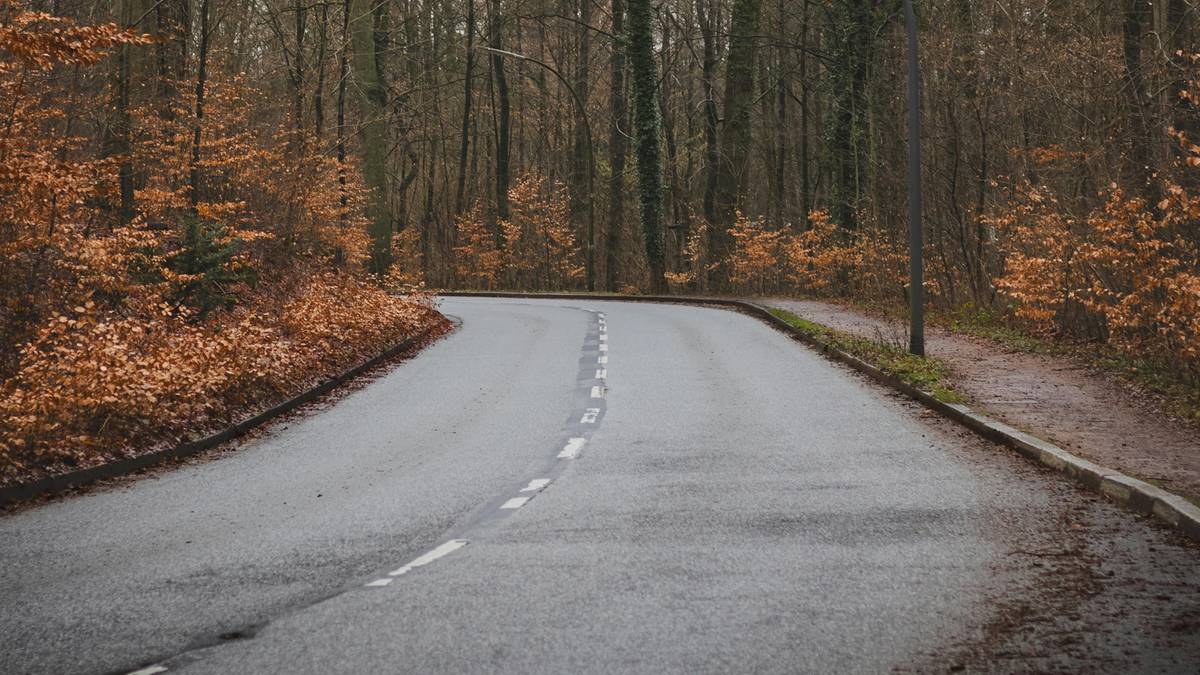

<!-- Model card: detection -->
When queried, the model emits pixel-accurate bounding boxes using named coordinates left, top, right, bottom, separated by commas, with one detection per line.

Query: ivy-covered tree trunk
left=350, top=0, right=392, bottom=273
left=627, top=0, right=666, bottom=293
left=709, top=0, right=763, bottom=287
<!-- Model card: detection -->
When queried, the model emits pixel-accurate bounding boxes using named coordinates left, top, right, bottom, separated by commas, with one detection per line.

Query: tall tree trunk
left=606, top=0, right=627, bottom=292
left=697, top=0, right=719, bottom=228
left=772, top=0, right=788, bottom=225
left=1123, top=0, right=1155, bottom=193
left=115, top=0, right=135, bottom=225
left=627, top=0, right=666, bottom=293
left=455, top=0, right=476, bottom=213
left=189, top=0, right=211, bottom=212
left=826, top=0, right=876, bottom=233
left=292, top=0, right=308, bottom=138
left=659, top=12, right=682, bottom=268
left=350, top=0, right=392, bottom=272
left=489, top=0, right=511, bottom=222
left=798, top=0, right=810, bottom=229
left=573, top=0, right=593, bottom=289
left=155, top=0, right=189, bottom=117
left=314, top=3, right=329, bottom=139
left=1166, top=0, right=1197, bottom=177
left=337, top=0, right=349, bottom=236
left=709, top=0, right=763, bottom=286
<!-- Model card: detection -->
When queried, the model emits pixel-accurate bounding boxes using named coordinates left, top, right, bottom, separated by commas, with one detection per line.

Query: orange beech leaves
left=671, top=210, right=908, bottom=303
left=0, top=7, right=442, bottom=484
left=0, top=276, right=439, bottom=481
left=990, top=177, right=1200, bottom=374
left=454, top=172, right=584, bottom=290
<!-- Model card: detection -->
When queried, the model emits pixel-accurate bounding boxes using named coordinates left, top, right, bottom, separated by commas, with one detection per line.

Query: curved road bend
left=1, top=297, right=1198, bottom=674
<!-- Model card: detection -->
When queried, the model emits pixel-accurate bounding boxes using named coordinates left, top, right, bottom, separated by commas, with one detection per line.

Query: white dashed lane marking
left=364, top=539, right=469, bottom=587
left=362, top=310, right=609, bottom=596
left=521, top=479, right=551, bottom=492
left=558, top=437, right=586, bottom=459
left=501, top=497, right=530, bottom=510
left=128, top=666, right=168, bottom=675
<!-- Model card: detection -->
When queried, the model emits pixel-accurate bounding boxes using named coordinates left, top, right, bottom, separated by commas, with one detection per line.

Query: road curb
left=0, top=319, right=449, bottom=507
left=441, top=290, right=1200, bottom=543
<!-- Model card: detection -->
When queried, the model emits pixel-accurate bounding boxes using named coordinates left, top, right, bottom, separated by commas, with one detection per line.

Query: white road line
left=580, top=408, right=600, bottom=424
left=521, top=478, right=551, bottom=492
left=599, top=333, right=607, bottom=342
left=387, top=539, right=468, bottom=577
left=598, top=355, right=608, bottom=364
left=590, top=385, right=604, bottom=399
left=501, top=496, right=530, bottom=509
left=595, top=368, right=606, bottom=379
left=128, top=667, right=168, bottom=675
left=599, top=343, right=608, bottom=352
left=558, top=437, right=586, bottom=458
left=364, top=578, right=393, bottom=587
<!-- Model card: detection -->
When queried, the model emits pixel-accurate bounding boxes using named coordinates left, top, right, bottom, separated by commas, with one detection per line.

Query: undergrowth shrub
left=0, top=274, right=438, bottom=482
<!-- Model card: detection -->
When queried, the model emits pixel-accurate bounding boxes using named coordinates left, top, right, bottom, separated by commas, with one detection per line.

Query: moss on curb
left=766, top=306, right=965, bottom=404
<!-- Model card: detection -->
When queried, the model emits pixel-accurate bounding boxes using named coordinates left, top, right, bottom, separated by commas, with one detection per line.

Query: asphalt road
left=2, top=297, right=1199, bottom=674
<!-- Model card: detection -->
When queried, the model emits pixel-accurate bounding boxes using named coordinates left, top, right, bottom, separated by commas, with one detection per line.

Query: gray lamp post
left=905, top=0, right=925, bottom=356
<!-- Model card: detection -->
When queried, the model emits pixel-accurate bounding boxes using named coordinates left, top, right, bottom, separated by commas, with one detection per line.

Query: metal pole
left=904, top=0, right=925, bottom=356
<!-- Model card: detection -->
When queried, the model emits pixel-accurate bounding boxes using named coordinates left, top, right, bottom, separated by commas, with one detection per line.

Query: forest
left=1, top=0, right=1198, bottom=481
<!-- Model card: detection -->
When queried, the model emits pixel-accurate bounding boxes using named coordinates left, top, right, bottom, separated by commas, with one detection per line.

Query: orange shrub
left=0, top=6, right=447, bottom=487
left=387, top=226, right=425, bottom=289
left=500, top=173, right=584, bottom=289
left=727, top=212, right=785, bottom=292
left=781, top=211, right=853, bottom=294
left=990, top=177, right=1200, bottom=374
left=453, top=172, right=584, bottom=290
left=453, top=203, right=503, bottom=288
left=666, top=221, right=711, bottom=293
left=987, top=184, right=1080, bottom=332
left=0, top=274, right=438, bottom=482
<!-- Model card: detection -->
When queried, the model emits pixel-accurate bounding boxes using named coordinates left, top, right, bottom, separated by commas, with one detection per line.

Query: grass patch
left=767, top=306, right=965, bottom=404
left=936, top=305, right=1049, bottom=354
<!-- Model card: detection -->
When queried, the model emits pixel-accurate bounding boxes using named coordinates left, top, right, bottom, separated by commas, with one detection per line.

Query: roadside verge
left=442, top=291, right=1200, bottom=543
left=0, top=317, right=452, bottom=507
